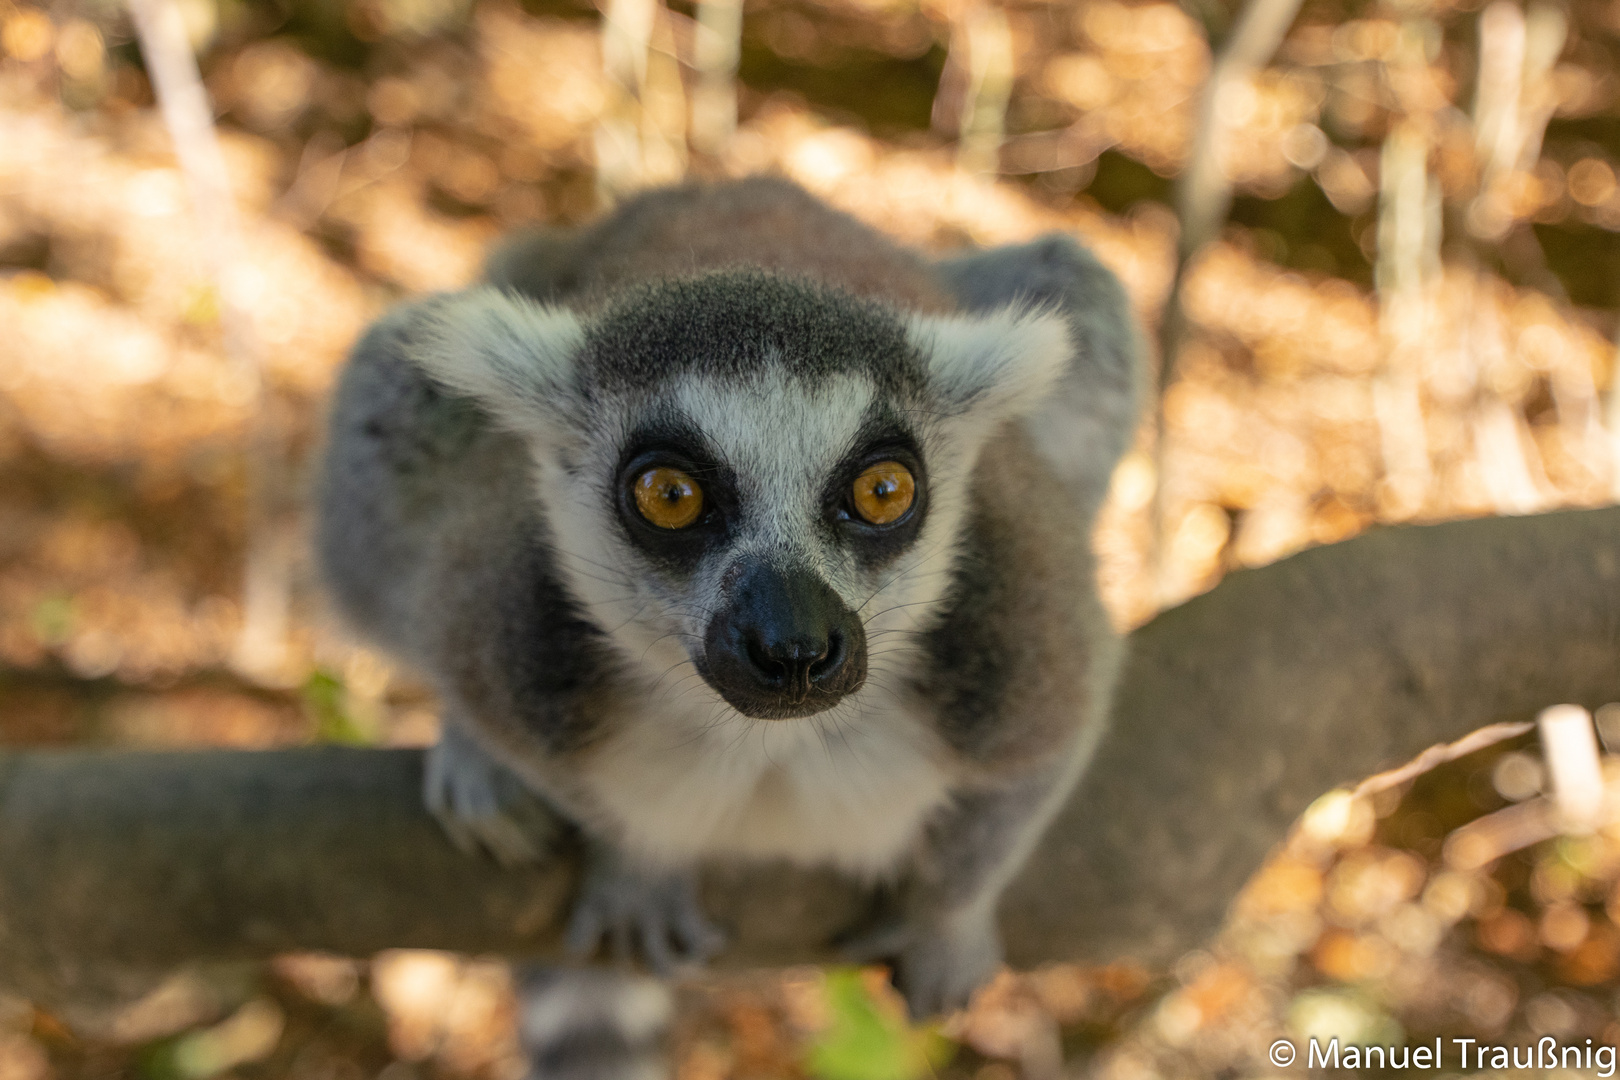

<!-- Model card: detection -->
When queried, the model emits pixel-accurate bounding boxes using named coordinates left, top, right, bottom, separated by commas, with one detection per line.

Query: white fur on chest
left=577, top=691, right=954, bottom=876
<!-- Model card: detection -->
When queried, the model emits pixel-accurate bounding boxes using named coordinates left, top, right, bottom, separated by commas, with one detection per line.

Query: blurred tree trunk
left=4, top=507, right=1620, bottom=1015
left=1151, top=0, right=1306, bottom=597
left=1459, top=1, right=1573, bottom=515
left=690, top=0, right=743, bottom=157
left=942, top=2, right=1015, bottom=179
left=127, top=0, right=292, bottom=685
left=596, top=0, right=687, bottom=203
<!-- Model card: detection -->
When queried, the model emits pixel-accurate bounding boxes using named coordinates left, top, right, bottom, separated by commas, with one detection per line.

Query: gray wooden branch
left=4, top=508, right=1620, bottom=1011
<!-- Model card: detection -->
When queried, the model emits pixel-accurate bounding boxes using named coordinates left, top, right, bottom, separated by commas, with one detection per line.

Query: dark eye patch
left=823, top=418, right=929, bottom=568
left=613, top=420, right=735, bottom=572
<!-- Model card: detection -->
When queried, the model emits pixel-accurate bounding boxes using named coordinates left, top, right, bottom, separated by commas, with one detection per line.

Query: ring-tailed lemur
left=316, top=178, right=1141, bottom=1039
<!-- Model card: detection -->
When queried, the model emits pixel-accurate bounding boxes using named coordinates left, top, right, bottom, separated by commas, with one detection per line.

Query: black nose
left=700, top=560, right=867, bottom=719
left=744, top=625, right=851, bottom=700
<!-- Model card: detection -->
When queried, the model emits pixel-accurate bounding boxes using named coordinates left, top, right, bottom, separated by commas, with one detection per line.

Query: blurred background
left=4, top=0, right=1620, bottom=1072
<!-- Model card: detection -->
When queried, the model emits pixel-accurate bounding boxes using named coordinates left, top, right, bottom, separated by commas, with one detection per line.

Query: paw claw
left=567, top=849, right=722, bottom=973
left=639, top=918, right=676, bottom=976
left=838, top=912, right=1003, bottom=1020
left=676, top=912, right=727, bottom=961
left=424, top=729, right=554, bottom=866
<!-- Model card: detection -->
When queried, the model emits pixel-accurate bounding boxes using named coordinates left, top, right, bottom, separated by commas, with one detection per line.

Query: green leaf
left=804, top=970, right=953, bottom=1080
left=301, top=668, right=370, bottom=745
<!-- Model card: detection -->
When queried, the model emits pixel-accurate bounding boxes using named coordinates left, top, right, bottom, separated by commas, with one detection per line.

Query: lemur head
left=412, top=271, right=1070, bottom=720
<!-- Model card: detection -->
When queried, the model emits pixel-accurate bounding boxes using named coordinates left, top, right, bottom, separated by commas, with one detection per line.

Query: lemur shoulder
left=316, top=176, right=1142, bottom=1016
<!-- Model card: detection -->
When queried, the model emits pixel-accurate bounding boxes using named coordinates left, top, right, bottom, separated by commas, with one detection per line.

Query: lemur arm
left=848, top=756, right=1095, bottom=1016
left=426, top=709, right=725, bottom=973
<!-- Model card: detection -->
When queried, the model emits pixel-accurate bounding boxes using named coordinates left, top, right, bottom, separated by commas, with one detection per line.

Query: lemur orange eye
left=633, top=466, right=704, bottom=529
left=852, top=461, right=915, bottom=525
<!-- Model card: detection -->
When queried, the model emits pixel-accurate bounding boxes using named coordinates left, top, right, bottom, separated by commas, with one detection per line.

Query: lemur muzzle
left=699, top=558, right=867, bottom=718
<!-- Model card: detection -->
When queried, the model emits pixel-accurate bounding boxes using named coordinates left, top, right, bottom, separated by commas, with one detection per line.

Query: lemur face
left=410, top=271, right=1072, bottom=721
left=594, top=373, right=931, bottom=719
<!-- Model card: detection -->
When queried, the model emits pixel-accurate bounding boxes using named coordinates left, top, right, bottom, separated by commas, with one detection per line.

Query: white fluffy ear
left=409, top=287, right=586, bottom=434
left=906, top=306, right=1071, bottom=422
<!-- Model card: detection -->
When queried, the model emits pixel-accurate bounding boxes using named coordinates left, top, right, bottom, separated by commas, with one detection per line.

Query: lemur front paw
left=424, top=725, right=556, bottom=867
left=840, top=910, right=1003, bottom=1019
left=564, top=844, right=726, bottom=975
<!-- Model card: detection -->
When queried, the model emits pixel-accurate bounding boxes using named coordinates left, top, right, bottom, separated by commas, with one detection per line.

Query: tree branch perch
left=4, top=508, right=1620, bottom=1010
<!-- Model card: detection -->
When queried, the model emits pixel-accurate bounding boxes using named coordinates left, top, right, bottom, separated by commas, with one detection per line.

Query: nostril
left=808, top=629, right=845, bottom=685
left=745, top=634, right=834, bottom=700
left=745, top=635, right=786, bottom=683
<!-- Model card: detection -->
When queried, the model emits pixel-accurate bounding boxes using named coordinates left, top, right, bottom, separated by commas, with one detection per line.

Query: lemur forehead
left=668, top=368, right=878, bottom=475
left=580, top=270, right=926, bottom=393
